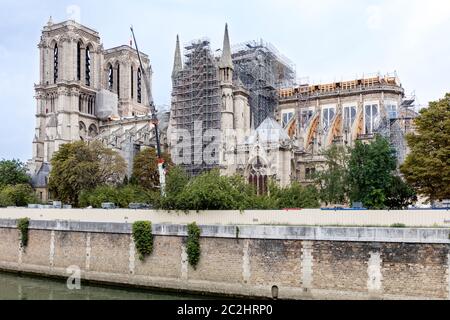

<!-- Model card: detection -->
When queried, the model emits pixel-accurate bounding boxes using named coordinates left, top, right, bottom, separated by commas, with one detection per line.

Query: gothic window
left=78, top=95, right=82, bottom=112
left=88, top=124, right=98, bottom=138
left=85, top=46, right=91, bottom=86
left=343, top=106, right=357, bottom=130
left=131, top=66, right=134, bottom=99
left=305, top=167, right=316, bottom=180
left=282, top=111, right=294, bottom=128
left=386, top=103, right=398, bottom=119
left=365, top=104, right=379, bottom=134
left=77, top=42, right=81, bottom=81
left=137, top=67, right=142, bottom=103
left=108, top=64, right=113, bottom=91
left=53, top=43, right=58, bottom=84
left=301, top=109, right=313, bottom=128
left=248, top=156, right=269, bottom=196
left=117, top=64, right=120, bottom=98
left=322, top=107, right=336, bottom=131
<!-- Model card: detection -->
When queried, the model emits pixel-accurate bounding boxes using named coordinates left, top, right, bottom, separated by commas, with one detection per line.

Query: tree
left=347, top=135, right=397, bottom=209
left=269, top=182, right=320, bottom=209
left=401, top=93, right=450, bottom=202
left=0, top=184, right=38, bottom=207
left=384, top=176, right=417, bottom=210
left=131, top=148, right=173, bottom=190
left=315, top=145, right=349, bottom=206
left=49, top=141, right=126, bottom=206
left=0, top=159, right=30, bottom=189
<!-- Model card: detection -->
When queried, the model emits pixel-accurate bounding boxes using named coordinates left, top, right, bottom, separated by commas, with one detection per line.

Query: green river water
left=0, top=272, right=211, bottom=300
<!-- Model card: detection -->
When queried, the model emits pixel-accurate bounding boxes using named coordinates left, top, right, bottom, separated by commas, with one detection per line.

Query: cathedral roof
left=31, top=163, right=51, bottom=188
left=172, top=35, right=183, bottom=77
left=219, top=24, right=234, bottom=70
left=245, top=117, right=291, bottom=145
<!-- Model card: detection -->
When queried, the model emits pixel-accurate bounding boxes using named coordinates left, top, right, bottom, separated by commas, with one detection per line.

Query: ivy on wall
left=187, top=222, right=201, bottom=269
left=132, top=221, right=153, bottom=261
left=17, top=218, right=30, bottom=248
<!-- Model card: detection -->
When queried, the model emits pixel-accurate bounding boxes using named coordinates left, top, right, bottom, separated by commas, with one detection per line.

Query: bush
left=78, top=185, right=158, bottom=208
left=156, top=169, right=321, bottom=211
left=17, top=218, right=30, bottom=248
left=270, top=182, right=320, bottom=209
left=132, top=221, right=153, bottom=261
left=0, top=184, right=38, bottom=207
left=187, top=222, right=201, bottom=269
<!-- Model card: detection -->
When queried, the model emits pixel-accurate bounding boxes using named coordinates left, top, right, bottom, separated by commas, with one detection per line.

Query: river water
left=0, top=272, right=210, bottom=300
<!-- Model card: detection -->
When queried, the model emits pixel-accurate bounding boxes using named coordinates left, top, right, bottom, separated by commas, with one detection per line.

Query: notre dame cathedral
left=28, top=18, right=170, bottom=201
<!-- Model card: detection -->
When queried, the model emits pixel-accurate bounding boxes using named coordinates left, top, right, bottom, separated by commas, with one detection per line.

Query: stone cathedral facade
left=29, top=18, right=161, bottom=202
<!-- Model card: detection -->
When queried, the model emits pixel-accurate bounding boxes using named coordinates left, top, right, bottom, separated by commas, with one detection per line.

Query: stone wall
left=0, top=220, right=449, bottom=300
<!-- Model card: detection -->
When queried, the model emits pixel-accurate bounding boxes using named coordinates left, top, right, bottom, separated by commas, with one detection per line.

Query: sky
left=0, top=0, right=449, bottom=161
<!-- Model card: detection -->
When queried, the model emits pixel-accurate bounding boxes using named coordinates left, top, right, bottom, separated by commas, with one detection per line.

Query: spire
left=172, top=35, right=182, bottom=77
left=219, top=23, right=233, bottom=70
left=47, top=16, right=54, bottom=27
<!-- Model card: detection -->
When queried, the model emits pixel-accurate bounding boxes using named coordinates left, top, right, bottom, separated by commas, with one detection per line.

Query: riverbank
left=1, top=213, right=450, bottom=300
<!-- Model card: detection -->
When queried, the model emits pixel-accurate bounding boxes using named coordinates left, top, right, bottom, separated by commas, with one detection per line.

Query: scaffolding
left=171, top=39, right=221, bottom=176
left=232, top=39, right=296, bottom=128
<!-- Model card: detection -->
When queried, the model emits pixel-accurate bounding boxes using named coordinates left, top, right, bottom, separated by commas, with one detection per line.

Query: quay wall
left=0, top=217, right=449, bottom=300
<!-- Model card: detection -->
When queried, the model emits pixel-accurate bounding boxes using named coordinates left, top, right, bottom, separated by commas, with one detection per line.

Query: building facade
left=29, top=18, right=159, bottom=202
left=277, top=74, right=417, bottom=184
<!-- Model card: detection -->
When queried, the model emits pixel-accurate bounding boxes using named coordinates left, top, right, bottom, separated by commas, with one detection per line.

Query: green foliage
left=401, top=93, right=450, bottom=202
left=0, top=184, right=39, bottom=207
left=160, top=166, right=190, bottom=210
left=186, top=222, right=201, bottom=269
left=157, top=169, right=320, bottom=211
left=79, top=185, right=158, bottom=208
left=132, top=148, right=173, bottom=190
left=172, top=170, right=254, bottom=211
left=315, top=145, right=350, bottom=205
left=132, top=221, right=153, bottom=261
left=268, top=182, right=320, bottom=209
left=49, top=141, right=126, bottom=206
left=17, top=218, right=30, bottom=248
left=347, top=135, right=398, bottom=209
left=385, top=176, right=417, bottom=210
left=0, top=159, right=30, bottom=189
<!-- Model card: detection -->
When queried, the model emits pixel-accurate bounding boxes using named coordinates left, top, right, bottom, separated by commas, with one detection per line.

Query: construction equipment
left=130, top=26, right=166, bottom=196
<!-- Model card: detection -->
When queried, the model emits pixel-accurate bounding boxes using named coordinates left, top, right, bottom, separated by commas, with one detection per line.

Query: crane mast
left=130, top=26, right=166, bottom=196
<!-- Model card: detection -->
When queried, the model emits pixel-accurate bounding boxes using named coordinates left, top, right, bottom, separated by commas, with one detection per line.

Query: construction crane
left=130, top=26, right=166, bottom=196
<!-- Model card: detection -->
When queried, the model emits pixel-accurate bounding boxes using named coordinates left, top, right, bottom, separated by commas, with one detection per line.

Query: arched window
left=77, top=42, right=81, bottom=81
left=85, top=46, right=91, bottom=86
left=89, top=124, right=98, bottom=138
left=53, top=43, right=58, bottom=84
left=131, top=66, right=134, bottom=99
left=108, top=64, right=113, bottom=91
left=117, top=64, right=120, bottom=98
left=137, top=67, right=142, bottom=103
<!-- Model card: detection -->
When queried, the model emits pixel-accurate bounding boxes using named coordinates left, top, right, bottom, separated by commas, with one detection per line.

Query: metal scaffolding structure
left=232, top=39, right=296, bottom=128
left=171, top=39, right=221, bottom=176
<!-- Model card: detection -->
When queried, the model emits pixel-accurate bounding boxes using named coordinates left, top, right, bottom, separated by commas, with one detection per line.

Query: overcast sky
left=1, top=0, right=449, bottom=161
